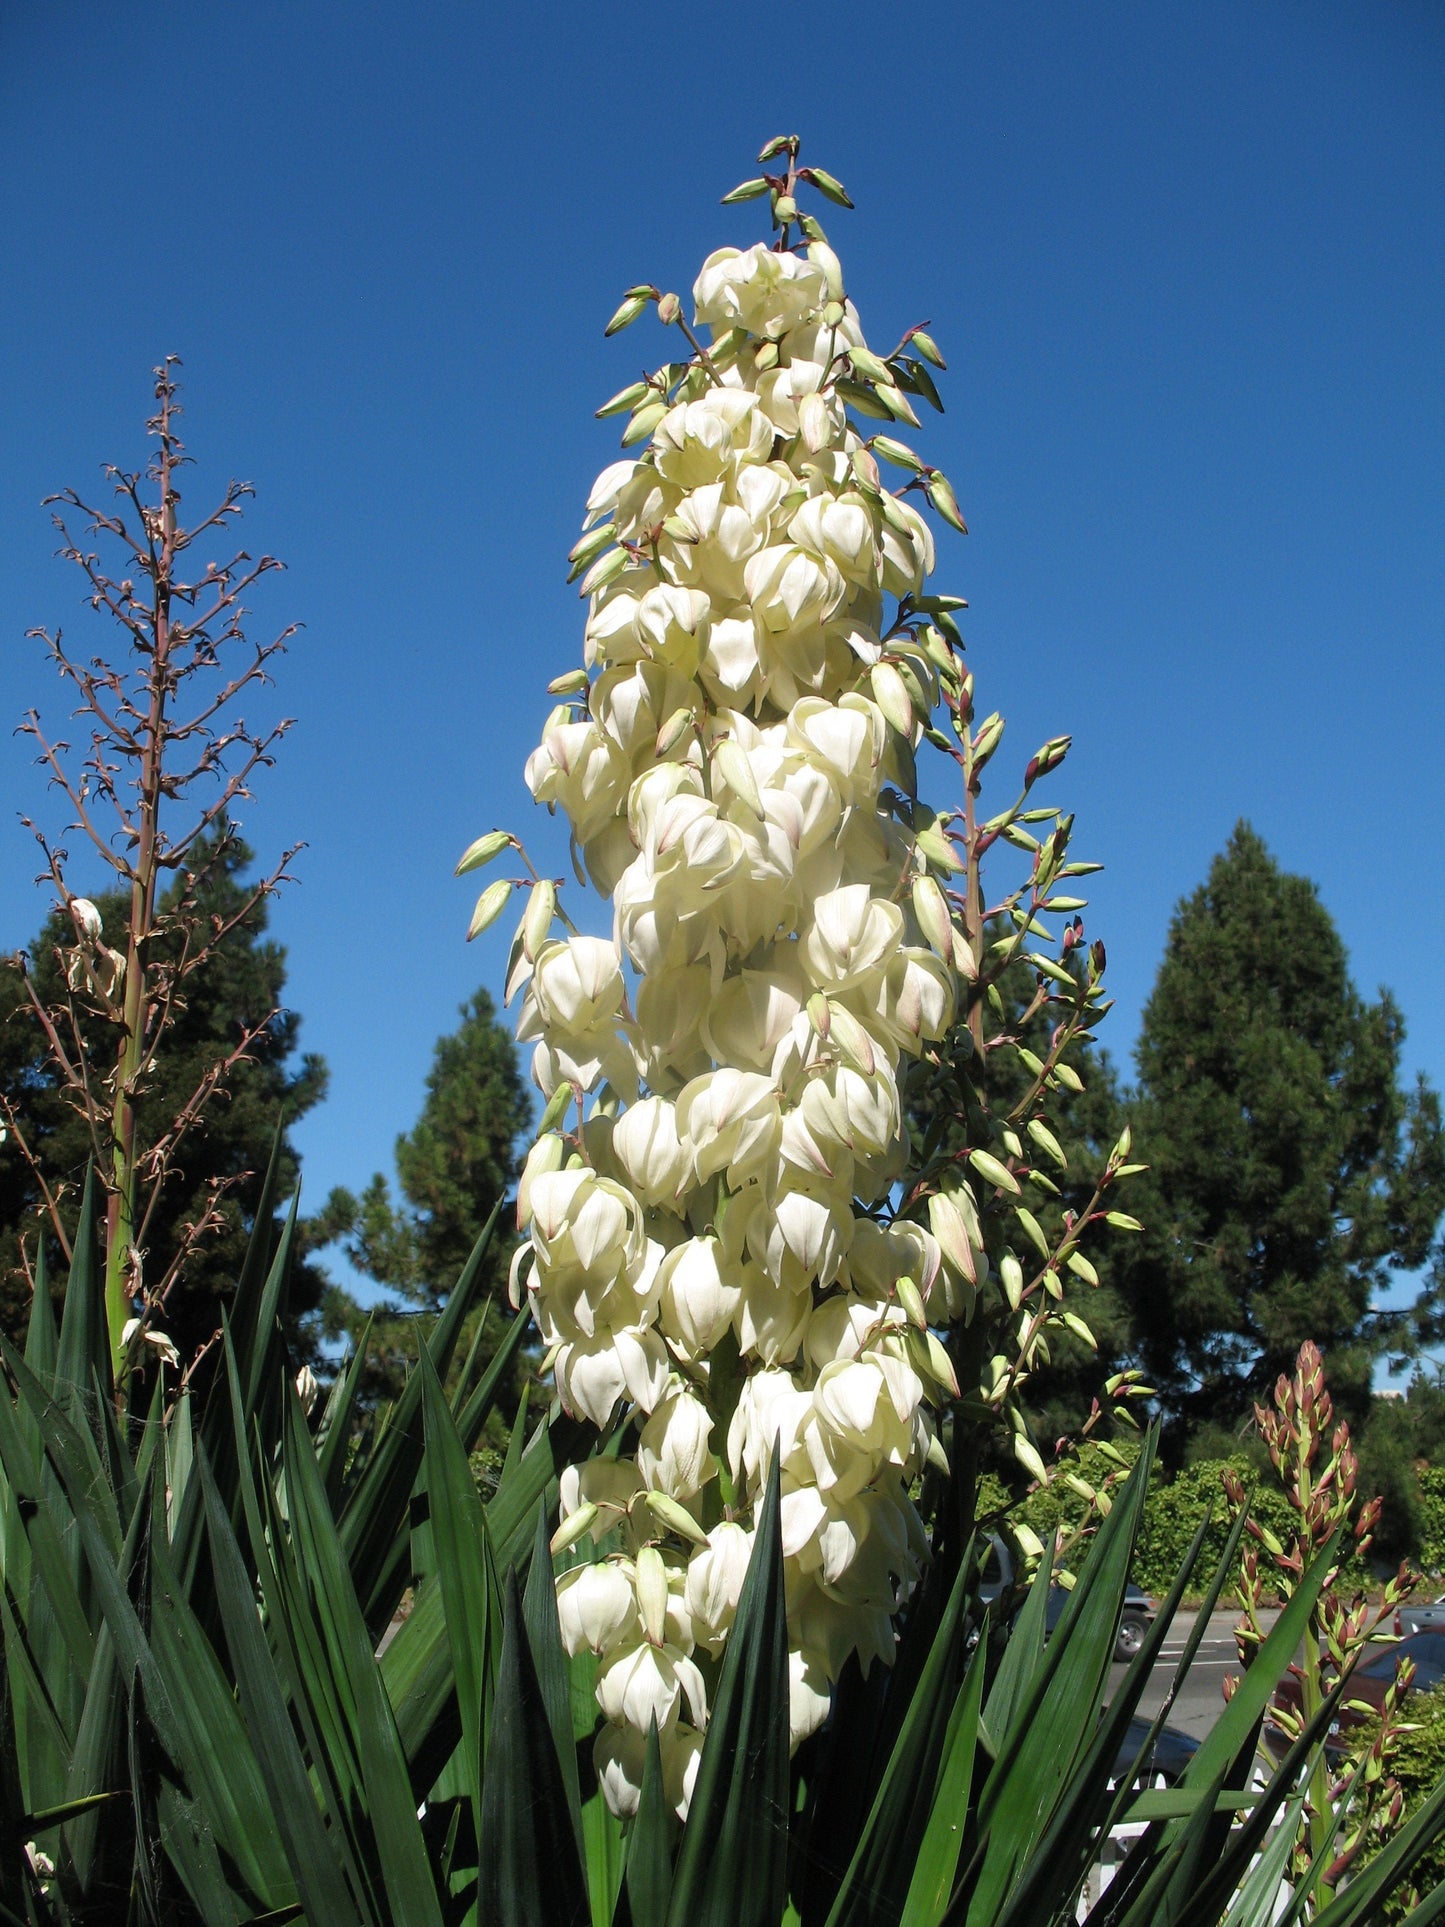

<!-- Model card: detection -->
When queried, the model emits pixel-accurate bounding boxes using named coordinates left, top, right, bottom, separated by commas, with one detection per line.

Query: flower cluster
left=494, top=222, right=983, bottom=1817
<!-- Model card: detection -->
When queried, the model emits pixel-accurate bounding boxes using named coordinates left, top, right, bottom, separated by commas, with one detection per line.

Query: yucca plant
left=6, top=1161, right=1445, bottom=1924
left=9, top=137, right=1445, bottom=1927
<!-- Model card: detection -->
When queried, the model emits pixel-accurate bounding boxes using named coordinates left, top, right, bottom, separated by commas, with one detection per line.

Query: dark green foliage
left=1117, top=824, right=1445, bottom=1448
left=0, top=837, right=328, bottom=1364
left=1357, top=1686, right=1445, bottom=1924
left=7, top=1186, right=1445, bottom=1923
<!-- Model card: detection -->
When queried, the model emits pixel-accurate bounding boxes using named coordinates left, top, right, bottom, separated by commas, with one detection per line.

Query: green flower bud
left=466, top=877, right=513, bottom=941
left=823, top=299, right=847, bottom=328
left=871, top=434, right=923, bottom=472
left=596, top=379, right=651, bottom=419
left=646, top=1490, right=708, bottom=1544
left=1000, top=1252, right=1025, bottom=1311
left=1026, top=1118, right=1067, bottom=1168
left=604, top=292, right=651, bottom=337
left=968, top=1147, right=1020, bottom=1195
left=870, top=660, right=914, bottom=736
left=1013, top=1434, right=1048, bottom=1485
left=566, top=521, right=616, bottom=580
left=523, top=878, right=556, bottom=960
left=550, top=1503, right=599, bottom=1555
left=928, top=472, right=968, bottom=534
left=620, top=399, right=667, bottom=446
left=654, top=706, right=694, bottom=756
left=757, top=133, right=796, bottom=162
left=877, top=381, right=921, bottom=428
left=580, top=545, right=631, bottom=595
left=656, top=291, right=681, bottom=325
left=455, top=829, right=512, bottom=876
left=1065, top=1250, right=1099, bottom=1286
left=1015, top=1206, right=1050, bottom=1258
left=848, top=344, right=892, bottom=385
left=774, top=194, right=797, bottom=223
left=911, top=329, right=946, bottom=369
left=720, top=176, right=771, bottom=204
left=836, top=378, right=893, bottom=420
left=1061, top=1311, right=1096, bottom=1349
left=801, top=165, right=854, bottom=209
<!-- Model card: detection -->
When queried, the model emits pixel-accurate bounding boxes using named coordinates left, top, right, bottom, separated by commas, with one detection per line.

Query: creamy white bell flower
left=559, top=1456, right=644, bottom=1535
left=788, top=1647, right=834, bottom=1747
left=869, top=946, right=956, bottom=1049
left=727, top=1369, right=814, bottom=1488
left=798, top=1061, right=901, bottom=1163
left=801, top=885, right=903, bottom=992
left=700, top=962, right=806, bottom=1073
left=788, top=493, right=877, bottom=584
left=611, top=1095, right=690, bottom=1208
left=685, top=1522, right=753, bottom=1654
left=734, top=1261, right=813, bottom=1365
left=700, top=610, right=764, bottom=704
left=632, top=963, right=714, bottom=1080
left=516, top=1133, right=566, bottom=1229
left=584, top=586, right=649, bottom=669
left=637, top=1389, right=714, bottom=1503
left=653, top=389, right=773, bottom=490
left=786, top=695, right=886, bottom=807
left=525, top=719, right=630, bottom=842
left=120, top=1318, right=180, bottom=1369
left=656, top=1236, right=740, bottom=1356
left=584, top=459, right=641, bottom=525
left=594, top=1718, right=704, bottom=1821
left=693, top=243, right=829, bottom=341
left=596, top=1637, right=707, bottom=1734
left=592, top=660, right=697, bottom=765
left=747, top=1184, right=853, bottom=1293
left=555, top=1325, right=671, bottom=1426
left=676, top=1069, right=781, bottom=1186
left=803, top=1294, right=904, bottom=1375
left=526, top=936, right=624, bottom=1034
left=841, top=1216, right=942, bottom=1307
left=637, top=584, right=712, bottom=672
left=556, top=1561, right=640, bottom=1658
left=744, top=544, right=842, bottom=638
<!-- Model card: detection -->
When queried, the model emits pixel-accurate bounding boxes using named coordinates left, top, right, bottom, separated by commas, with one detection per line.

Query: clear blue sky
left=2, top=3, right=1443, bottom=1332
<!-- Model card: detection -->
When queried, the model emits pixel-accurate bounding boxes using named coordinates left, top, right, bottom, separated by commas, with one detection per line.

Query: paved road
left=1113, top=1608, right=1277, bottom=1742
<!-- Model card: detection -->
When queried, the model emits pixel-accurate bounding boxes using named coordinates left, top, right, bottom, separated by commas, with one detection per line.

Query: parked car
left=980, top=1534, right=1158, bottom=1663
left=1111, top=1714, right=1200, bottom=1788
left=1396, top=1594, right=1445, bottom=1636
left=1266, top=1629, right=1445, bottom=1760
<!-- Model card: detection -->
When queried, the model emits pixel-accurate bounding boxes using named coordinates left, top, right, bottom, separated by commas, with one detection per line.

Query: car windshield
left=1360, top=1634, right=1445, bottom=1689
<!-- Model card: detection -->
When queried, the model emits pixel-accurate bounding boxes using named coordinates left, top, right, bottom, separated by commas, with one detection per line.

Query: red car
left=1266, top=1630, right=1445, bottom=1760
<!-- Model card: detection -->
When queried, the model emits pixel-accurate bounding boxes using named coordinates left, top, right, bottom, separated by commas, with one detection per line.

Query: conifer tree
left=1118, top=822, right=1445, bottom=1443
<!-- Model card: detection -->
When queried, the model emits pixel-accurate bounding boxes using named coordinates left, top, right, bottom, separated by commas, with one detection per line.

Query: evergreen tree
left=1118, top=823, right=1445, bottom=1446
left=313, top=989, right=533, bottom=1430
left=0, top=838, right=329, bottom=1361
